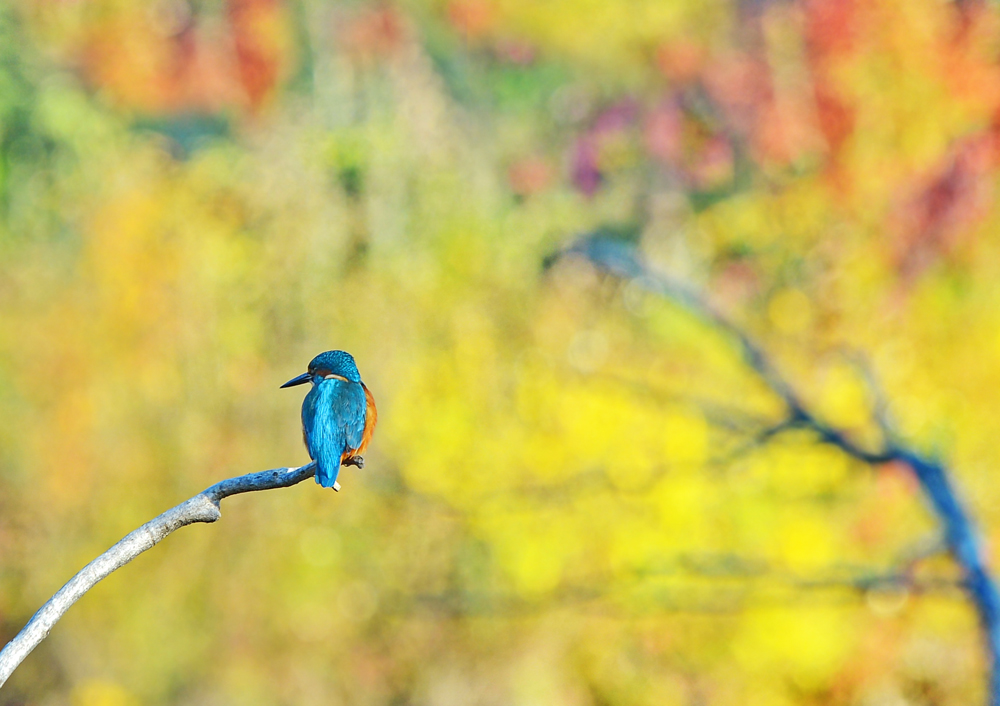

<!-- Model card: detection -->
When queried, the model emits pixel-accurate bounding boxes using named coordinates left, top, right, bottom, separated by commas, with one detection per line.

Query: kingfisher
left=281, top=350, right=377, bottom=491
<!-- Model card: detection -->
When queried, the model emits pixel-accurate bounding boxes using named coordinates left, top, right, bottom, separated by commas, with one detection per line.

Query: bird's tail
left=314, top=452, right=342, bottom=491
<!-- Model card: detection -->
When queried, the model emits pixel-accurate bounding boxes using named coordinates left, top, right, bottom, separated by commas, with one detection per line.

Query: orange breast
left=356, top=383, right=378, bottom=455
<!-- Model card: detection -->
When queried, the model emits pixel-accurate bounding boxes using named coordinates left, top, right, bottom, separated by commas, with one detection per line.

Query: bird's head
left=280, top=350, right=362, bottom=388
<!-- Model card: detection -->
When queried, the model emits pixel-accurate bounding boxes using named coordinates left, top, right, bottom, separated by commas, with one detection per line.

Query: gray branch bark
left=0, top=461, right=317, bottom=688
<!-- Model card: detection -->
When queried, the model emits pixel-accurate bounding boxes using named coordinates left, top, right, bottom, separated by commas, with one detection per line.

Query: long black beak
left=280, top=372, right=312, bottom=389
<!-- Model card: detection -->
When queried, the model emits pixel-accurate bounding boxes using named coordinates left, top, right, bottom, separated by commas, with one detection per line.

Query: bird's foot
left=343, top=455, right=365, bottom=469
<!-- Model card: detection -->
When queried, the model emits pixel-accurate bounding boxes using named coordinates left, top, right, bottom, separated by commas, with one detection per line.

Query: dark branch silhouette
left=557, top=234, right=1000, bottom=705
left=0, top=462, right=317, bottom=688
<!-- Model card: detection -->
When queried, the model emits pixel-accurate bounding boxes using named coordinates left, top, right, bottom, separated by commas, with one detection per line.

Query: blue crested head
left=280, top=350, right=362, bottom=388
left=307, top=350, right=361, bottom=383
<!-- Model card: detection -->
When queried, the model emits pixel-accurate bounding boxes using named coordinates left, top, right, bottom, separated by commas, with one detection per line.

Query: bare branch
left=0, top=461, right=317, bottom=688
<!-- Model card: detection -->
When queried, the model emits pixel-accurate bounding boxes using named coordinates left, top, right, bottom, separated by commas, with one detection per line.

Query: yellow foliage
left=71, top=680, right=139, bottom=706
left=768, top=288, right=813, bottom=337
left=1, top=0, right=997, bottom=704
left=734, top=606, right=856, bottom=690
left=778, top=514, right=839, bottom=572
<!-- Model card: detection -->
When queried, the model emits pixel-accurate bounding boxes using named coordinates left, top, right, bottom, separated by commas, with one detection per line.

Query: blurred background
left=3, top=0, right=1000, bottom=704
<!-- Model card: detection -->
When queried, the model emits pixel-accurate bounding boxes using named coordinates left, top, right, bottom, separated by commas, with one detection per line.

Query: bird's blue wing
left=303, top=383, right=345, bottom=488
left=301, top=386, right=319, bottom=461
left=302, top=380, right=367, bottom=488
left=335, top=380, right=367, bottom=452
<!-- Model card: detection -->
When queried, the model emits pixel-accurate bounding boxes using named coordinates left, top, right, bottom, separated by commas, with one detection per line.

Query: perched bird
left=281, top=350, right=377, bottom=491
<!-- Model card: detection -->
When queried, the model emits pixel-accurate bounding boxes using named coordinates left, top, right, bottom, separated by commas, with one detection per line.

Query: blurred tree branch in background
left=0, top=462, right=316, bottom=688
left=556, top=234, right=1000, bottom=704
